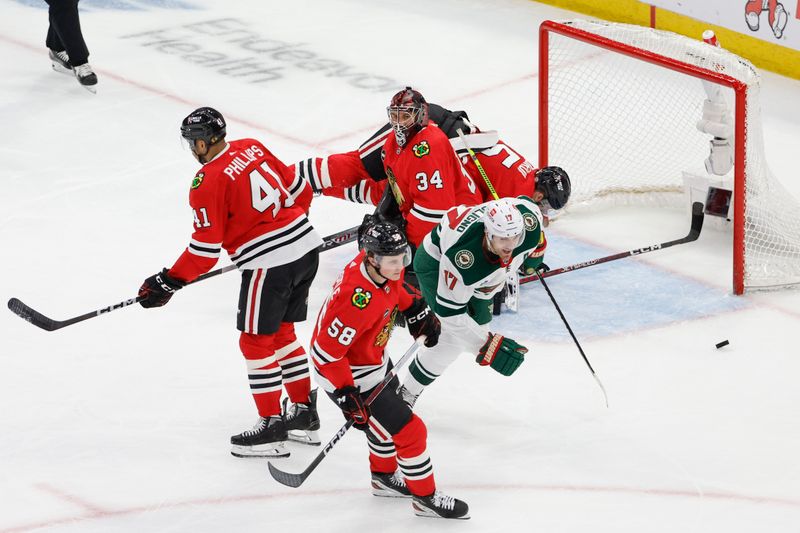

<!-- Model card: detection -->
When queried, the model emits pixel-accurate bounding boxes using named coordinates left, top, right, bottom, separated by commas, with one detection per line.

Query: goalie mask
left=535, top=166, right=571, bottom=210
left=483, top=199, right=525, bottom=264
left=387, top=87, right=429, bottom=148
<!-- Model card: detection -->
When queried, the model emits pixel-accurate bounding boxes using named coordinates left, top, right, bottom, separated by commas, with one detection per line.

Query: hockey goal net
left=539, top=19, right=800, bottom=294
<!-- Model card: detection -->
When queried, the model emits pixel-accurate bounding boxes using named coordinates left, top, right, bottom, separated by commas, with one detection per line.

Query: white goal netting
left=543, top=19, right=800, bottom=292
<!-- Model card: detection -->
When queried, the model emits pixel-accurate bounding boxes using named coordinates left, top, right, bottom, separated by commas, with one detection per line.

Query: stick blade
left=689, top=201, right=705, bottom=239
left=268, top=461, right=307, bottom=488
left=7, top=298, right=59, bottom=331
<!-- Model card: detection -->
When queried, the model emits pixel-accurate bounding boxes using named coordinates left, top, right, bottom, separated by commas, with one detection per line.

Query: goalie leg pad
left=705, top=138, right=734, bottom=176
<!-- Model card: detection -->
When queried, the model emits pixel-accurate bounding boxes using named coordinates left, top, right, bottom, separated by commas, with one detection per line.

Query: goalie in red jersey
left=310, top=222, right=468, bottom=520
left=380, top=87, right=484, bottom=248
left=287, top=92, right=571, bottom=225
left=137, top=107, right=323, bottom=458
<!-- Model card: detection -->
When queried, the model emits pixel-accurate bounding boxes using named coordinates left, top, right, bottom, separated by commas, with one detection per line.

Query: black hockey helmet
left=387, top=87, right=429, bottom=147
left=180, top=107, right=226, bottom=145
left=361, top=222, right=412, bottom=266
left=535, top=166, right=571, bottom=210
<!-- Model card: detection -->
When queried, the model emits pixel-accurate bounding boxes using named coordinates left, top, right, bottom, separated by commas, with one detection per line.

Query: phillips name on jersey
left=170, top=138, right=323, bottom=282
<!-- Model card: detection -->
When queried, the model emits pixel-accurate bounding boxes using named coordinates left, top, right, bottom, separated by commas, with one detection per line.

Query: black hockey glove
left=477, top=333, right=528, bottom=376
left=333, top=386, right=370, bottom=431
left=138, top=268, right=186, bottom=308
left=403, top=298, right=440, bottom=347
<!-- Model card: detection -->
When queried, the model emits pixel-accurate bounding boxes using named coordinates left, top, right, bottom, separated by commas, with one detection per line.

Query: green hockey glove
left=476, top=333, right=528, bottom=376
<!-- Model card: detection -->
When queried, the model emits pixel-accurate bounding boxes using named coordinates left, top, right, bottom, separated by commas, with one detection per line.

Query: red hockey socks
left=239, top=332, right=281, bottom=417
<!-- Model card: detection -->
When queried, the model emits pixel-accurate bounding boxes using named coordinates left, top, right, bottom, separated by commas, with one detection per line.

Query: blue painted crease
left=493, top=231, right=750, bottom=342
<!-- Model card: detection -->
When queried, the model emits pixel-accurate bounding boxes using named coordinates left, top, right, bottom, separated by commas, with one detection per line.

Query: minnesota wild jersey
left=413, top=196, right=543, bottom=319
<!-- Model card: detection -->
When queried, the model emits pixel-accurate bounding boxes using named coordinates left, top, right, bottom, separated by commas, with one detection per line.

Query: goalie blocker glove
left=138, top=268, right=186, bottom=308
left=333, top=386, right=370, bottom=431
left=403, top=298, right=440, bottom=347
left=476, top=333, right=528, bottom=376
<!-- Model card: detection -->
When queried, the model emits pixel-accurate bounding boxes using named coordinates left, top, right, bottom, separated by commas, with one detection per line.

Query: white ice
left=1, top=0, right=799, bottom=531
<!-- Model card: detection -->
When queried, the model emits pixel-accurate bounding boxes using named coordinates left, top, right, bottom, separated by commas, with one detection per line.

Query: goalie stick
left=520, top=201, right=705, bottom=285
left=268, top=338, right=423, bottom=488
left=7, top=224, right=360, bottom=332
left=493, top=201, right=705, bottom=313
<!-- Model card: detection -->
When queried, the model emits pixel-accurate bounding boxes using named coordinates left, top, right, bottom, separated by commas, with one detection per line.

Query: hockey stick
left=457, top=129, right=608, bottom=406
left=519, top=202, right=705, bottom=285
left=268, top=338, right=423, bottom=488
left=7, top=225, right=360, bottom=332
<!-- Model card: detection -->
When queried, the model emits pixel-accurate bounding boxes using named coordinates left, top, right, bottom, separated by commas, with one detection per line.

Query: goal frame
left=538, top=20, right=749, bottom=294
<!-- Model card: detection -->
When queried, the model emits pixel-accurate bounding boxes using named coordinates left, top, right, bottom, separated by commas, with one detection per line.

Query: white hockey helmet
left=483, top=199, right=525, bottom=247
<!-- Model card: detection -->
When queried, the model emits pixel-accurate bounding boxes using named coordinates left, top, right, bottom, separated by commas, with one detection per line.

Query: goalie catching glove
left=333, top=386, right=370, bottom=431
left=138, top=268, right=186, bottom=308
left=402, top=298, right=440, bottom=347
left=476, top=333, right=528, bottom=376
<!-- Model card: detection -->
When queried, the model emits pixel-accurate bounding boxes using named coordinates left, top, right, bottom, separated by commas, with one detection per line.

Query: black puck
left=715, top=340, right=729, bottom=349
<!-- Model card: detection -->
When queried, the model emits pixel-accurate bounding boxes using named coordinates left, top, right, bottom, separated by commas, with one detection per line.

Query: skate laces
left=242, top=417, right=268, bottom=436
left=54, top=50, right=69, bottom=63
left=74, top=64, right=94, bottom=77
left=398, top=385, right=419, bottom=407
left=432, top=490, right=455, bottom=510
left=390, top=471, right=408, bottom=489
left=285, top=402, right=308, bottom=422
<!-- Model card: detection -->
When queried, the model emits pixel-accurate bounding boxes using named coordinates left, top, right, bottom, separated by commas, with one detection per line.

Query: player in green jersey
left=399, top=197, right=542, bottom=406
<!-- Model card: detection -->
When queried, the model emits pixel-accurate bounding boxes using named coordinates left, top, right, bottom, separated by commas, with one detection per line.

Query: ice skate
left=73, top=63, right=98, bottom=93
left=230, top=415, right=289, bottom=458
left=397, top=384, right=420, bottom=409
left=49, top=49, right=72, bottom=75
left=371, top=470, right=412, bottom=498
left=283, top=389, right=321, bottom=446
left=412, top=490, right=470, bottom=519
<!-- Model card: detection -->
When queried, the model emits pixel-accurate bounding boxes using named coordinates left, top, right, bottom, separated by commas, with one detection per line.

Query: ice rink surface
left=1, top=0, right=799, bottom=531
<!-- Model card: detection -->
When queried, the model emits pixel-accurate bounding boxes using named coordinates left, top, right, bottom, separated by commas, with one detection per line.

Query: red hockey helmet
left=386, top=87, right=429, bottom=147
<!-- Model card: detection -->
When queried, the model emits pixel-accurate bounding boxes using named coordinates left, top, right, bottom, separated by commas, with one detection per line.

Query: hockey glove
left=138, top=268, right=186, bottom=308
left=403, top=298, right=440, bottom=347
left=476, top=333, right=528, bottom=376
left=333, top=386, right=370, bottom=431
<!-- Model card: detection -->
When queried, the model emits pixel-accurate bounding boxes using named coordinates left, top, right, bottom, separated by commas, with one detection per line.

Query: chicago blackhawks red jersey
left=382, top=124, right=482, bottom=247
left=311, top=250, right=414, bottom=393
left=169, top=139, right=323, bottom=282
left=462, top=140, right=539, bottom=201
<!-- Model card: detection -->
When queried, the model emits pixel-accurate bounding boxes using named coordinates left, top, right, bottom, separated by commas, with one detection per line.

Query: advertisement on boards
left=649, top=0, right=800, bottom=50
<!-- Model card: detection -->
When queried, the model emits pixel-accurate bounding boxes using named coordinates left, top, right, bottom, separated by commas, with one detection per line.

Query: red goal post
left=538, top=19, right=800, bottom=294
